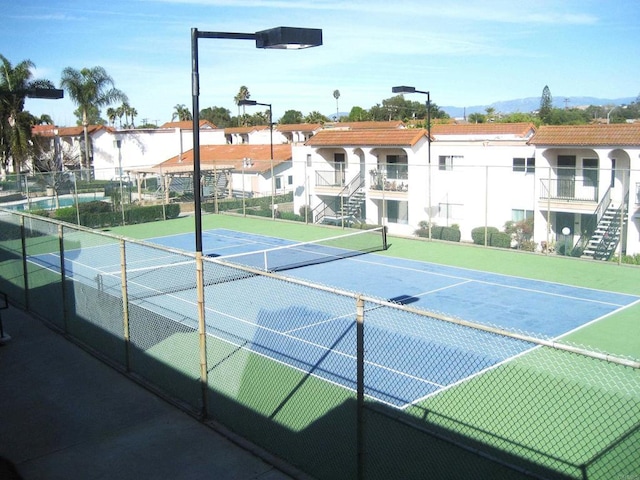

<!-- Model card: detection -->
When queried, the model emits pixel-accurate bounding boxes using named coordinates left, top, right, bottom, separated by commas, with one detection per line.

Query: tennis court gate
left=1, top=209, right=638, bottom=480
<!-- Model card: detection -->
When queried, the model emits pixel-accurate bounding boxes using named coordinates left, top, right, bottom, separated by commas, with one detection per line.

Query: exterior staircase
left=337, top=188, right=366, bottom=221
left=581, top=203, right=626, bottom=260
left=313, top=174, right=366, bottom=225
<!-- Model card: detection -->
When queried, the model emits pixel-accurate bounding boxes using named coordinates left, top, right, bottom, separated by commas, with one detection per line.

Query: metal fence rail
left=0, top=209, right=638, bottom=480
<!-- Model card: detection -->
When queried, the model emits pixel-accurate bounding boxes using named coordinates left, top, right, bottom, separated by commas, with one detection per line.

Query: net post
left=196, top=251, right=209, bottom=419
left=382, top=226, right=388, bottom=250
left=58, top=224, right=69, bottom=333
left=120, top=239, right=131, bottom=372
left=356, top=295, right=365, bottom=480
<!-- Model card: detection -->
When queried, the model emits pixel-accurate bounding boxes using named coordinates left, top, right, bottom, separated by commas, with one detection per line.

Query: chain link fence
left=0, top=209, right=638, bottom=479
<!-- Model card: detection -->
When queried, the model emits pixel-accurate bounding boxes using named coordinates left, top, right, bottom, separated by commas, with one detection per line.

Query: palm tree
left=60, top=66, right=127, bottom=174
left=106, top=107, right=118, bottom=127
left=234, top=85, right=250, bottom=125
left=171, top=104, right=192, bottom=122
left=333, top=89, right=340, bottom=121
left=128, top=106, right=137, bottom=128
left=0, top=55, right=55, bottom=174
left=34, top=114, right=54, bottom=125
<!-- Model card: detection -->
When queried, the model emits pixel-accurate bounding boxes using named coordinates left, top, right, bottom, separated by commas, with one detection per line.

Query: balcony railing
left=369, top=169, right=409, bottom=193
left=315, top=170, right=344, bottom=188
left=539, top=178, right=598, bottom=202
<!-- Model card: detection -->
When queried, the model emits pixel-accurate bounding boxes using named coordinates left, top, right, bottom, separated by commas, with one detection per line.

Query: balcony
left=314, top=170, right=345, bottom=194
left=539, top=178, right=598, bottom=212
left=369, top=169, right=409, bottom=199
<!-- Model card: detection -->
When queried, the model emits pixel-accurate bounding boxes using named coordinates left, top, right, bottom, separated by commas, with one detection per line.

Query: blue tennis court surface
left=30, top=228, right=640, bottom=408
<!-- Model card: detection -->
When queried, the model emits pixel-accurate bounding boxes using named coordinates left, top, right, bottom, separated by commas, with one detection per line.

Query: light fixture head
left=25, top=88, right=64, bottom=99
left=255, top=27, right=322, bottom=49
left=392, top=86, right=416, bottom=94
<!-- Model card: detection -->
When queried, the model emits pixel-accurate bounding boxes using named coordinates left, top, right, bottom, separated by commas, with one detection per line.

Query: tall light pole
left=392, top=86, right=432, bottom=240
left=191, top=26, right=322, bottom=253
left=238, top=99, right=275, bottom=219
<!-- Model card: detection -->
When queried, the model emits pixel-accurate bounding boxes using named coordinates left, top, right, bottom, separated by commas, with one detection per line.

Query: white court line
left=347, top=255, right=636, bottom=307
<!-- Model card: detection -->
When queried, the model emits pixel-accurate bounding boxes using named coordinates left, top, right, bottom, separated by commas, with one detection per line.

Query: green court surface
left=7, top=212, right=638, bottom=479
left=108, top=213, right=640, bottom=359
left=110, top=213, right=640, bottom=478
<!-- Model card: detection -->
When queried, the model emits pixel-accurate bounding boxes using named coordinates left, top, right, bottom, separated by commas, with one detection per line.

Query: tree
left=0, top=54, right=56, bottom=174
left=333, top=89, right=340, bottom=121
left=468, top=112, right=485, bottom=123
left=347, top=106, right=370, bottom=122
left=304, top=111, right=330, bottom=124
left=280, top=109, right=304, bottom=124
left=234, top=85, right=250, bottom=124
left=200, top=106, right=231, bottom=128
left=61, top=66, right=127, bottom=175
left=539, top=85, right=553, bottom=124
left=106, top=107, right=118, bottom=127
left=34, top=114, right=54, bottom=125
left=171, top=104, right=192, bottom=122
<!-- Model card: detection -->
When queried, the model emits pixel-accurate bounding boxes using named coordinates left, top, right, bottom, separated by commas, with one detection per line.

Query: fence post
left=196, top=252, right=209, bottom=419
left=58, top=224, right=69, bottom=332
left=20, top=216, right=29, bottom=310
left=120, top=239, right=131, bottom=371
left=356, top=295, right=365, bottom=480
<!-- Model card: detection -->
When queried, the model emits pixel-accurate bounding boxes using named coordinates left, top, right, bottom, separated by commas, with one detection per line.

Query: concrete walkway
left=0, top=303, right=301, bottom=480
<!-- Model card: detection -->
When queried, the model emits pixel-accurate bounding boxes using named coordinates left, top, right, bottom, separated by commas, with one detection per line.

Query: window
left=513, top=157, right=535, bottom=173
left=287, top=175, right=293, bottom=186
left=583, top=158, right=598, bottom=187
left=386, top=200, right=408, bottom=224
left=439, top=155, right=458, bottom=171
left=512, top=209, right=534, bottom=222
left=275, top=177, right=282, bottom=189
left=386, top=155, right=408, bottom=180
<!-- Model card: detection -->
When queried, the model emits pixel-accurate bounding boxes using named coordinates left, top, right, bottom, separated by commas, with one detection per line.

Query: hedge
left=203, top=192, right=294, bottom=213
left=53, top=203, right=180, bottom=228
left=471, top=226, right=499, bottom=245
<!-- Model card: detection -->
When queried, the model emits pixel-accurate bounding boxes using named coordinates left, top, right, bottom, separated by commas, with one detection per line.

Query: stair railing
left=312, top=173, right=364, bottom=224
left=592, top=190, right=629, bottom=260
left=573, top=186, right=611, bottom=253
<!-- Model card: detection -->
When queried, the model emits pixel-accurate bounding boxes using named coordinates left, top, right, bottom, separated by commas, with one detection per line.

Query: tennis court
left=29, top=227, right=640, bottom=409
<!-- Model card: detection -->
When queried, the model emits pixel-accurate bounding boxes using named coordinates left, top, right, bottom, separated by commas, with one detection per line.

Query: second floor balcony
left=539, top=177, right=599, bottom=212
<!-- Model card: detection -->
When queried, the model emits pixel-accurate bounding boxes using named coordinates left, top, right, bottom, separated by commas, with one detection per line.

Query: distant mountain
left=441, top=96, right=636, bottom=119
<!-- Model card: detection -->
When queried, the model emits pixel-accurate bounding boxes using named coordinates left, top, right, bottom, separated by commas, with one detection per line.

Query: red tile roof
left=32, top=125, right=107, bottom=137
left=155, top=144, right=292, bottom=173
left=325, top=121, right=405, bottom=130
left=160, top=120, right=216, bottom=129
left=306, top=129, right=428, bottom=147
left=431, top=122, right=536, bottom=137
left=276, top=123, right=322, bottom=132
left=224, top=125, right=269, bottom=135
left=530, top=124, right=640, bottom=146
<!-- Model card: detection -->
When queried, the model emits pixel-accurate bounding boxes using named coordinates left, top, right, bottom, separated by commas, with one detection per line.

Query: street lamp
left=191, top=26, right=322, bottom=253
left=392, top=85, right=432, bottom=240
left=238, top=99, right=275, bottom=219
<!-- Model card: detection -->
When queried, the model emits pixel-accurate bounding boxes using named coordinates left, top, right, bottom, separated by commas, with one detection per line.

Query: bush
left=489, top=232, right=511, bottom=248
left=53, top=203, right=180, bottom=227
left=414, top=222, right=461, bottom=242
left=471, top=226, right=499, bottom=245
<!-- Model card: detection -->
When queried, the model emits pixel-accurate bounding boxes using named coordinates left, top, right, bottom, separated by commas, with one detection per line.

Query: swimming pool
left=3, top=193, right=106, bottom=211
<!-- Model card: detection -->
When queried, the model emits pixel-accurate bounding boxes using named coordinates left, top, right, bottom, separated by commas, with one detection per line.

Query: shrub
left=489, top=232, right=511, bottom=248
left=53, top=203, right=180, bottom=227
left=471, top=226, right=499, bottom=245
left=414, top=222, right=460, bottom=242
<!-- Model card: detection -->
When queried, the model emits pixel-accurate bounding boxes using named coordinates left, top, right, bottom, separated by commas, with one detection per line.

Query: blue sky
left=3, top=0, right=639, bottom=126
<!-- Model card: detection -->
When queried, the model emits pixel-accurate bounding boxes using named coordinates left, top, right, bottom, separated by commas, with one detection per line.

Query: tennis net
left=217, top=226, right=388, bottom=272
left=96, top=227, right=387, bottom=300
